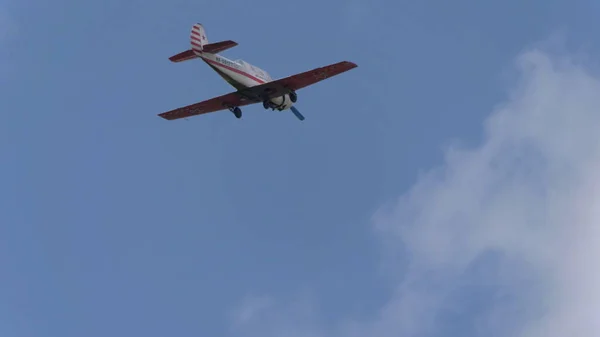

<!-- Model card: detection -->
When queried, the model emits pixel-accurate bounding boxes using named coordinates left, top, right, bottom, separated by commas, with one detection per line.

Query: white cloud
left=370, top=48, right=600, bottom=337
left=231, top=295, right=275, bottom=327
left=230, top=46, right=600, bottom=337
left=230, top=294, right=326, bottom=337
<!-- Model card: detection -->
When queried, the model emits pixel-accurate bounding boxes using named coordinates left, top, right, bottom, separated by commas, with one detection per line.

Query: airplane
left=158, top=23, right=358, bottom=121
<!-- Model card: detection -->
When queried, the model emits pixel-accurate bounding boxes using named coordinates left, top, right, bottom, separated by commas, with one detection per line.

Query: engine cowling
left=269, top=94, right=294, bottom=111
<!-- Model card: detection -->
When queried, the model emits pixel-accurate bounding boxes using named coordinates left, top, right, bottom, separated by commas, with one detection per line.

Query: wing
left=275, top=60, right=357, bottom=91
left=158, top=91, right=257, bottom=120
left=158, top=60, right=357, bottom=120
left=234, top=61, right=358, bottom=101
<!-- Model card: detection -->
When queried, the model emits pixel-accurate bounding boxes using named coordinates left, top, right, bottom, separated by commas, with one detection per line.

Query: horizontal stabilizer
left=201, top=40, right=238, bottom=54
left=169, top=49, right=197, bottom=62
left=168, top=40, right=237, bottom=63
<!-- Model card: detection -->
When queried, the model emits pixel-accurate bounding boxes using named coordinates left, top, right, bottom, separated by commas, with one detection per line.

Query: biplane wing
left=158, top=60, right=357, bottom=120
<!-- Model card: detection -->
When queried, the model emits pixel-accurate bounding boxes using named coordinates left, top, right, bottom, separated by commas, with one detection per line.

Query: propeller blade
left=290, top=106, right=305, bottom=121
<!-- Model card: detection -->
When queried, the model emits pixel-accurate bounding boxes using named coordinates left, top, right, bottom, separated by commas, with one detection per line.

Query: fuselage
left=198, top=52, right=294, bottom=111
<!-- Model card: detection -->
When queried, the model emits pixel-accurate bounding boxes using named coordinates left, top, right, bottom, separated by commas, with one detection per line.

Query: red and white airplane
left=159, top=23, right=358, bottom=121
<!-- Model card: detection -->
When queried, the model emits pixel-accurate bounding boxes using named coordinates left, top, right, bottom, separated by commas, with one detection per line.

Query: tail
left=169, top=23, right=238, bottom=63
left=190, top=23, right=208, bottom=53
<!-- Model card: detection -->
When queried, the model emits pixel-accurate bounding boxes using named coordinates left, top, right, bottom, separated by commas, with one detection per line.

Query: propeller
left=290, top=106, right=305, bottom=121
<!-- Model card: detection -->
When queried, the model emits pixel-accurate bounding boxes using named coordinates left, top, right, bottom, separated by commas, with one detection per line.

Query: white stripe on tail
left=190, top=23, right=208, bottom=55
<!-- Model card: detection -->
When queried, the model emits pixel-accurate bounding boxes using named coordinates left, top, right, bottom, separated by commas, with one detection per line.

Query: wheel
left=289, top=91, right=297, bottom=103
left=263, top=101, right=270, bottom=110
left=231, top=107, right=242, bottom=118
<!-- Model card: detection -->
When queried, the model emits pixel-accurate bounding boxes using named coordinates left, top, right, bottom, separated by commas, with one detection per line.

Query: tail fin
left=190, top=23, right=208, bottom=54
left=168, top=23, right=238, bottom=63
left=168, top=23, right=207, bottom=63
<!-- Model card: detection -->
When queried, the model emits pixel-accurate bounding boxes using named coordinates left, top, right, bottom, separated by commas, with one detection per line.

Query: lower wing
left=158, top=60, right=357, bottom=120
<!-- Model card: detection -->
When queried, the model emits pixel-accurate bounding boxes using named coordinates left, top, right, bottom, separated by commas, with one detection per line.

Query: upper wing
left=158, top=91, right=257, bottom=120
left=235, top=61, right=358, bottom=100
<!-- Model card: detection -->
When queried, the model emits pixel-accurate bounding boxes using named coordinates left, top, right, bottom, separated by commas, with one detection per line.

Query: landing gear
left=229, top=106, right=242, bottom=119
left=289, top=91, right=297, bottom=103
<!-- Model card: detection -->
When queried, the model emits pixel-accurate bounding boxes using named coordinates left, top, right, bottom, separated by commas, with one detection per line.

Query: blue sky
left=3, top=0, right=600, bottom=336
